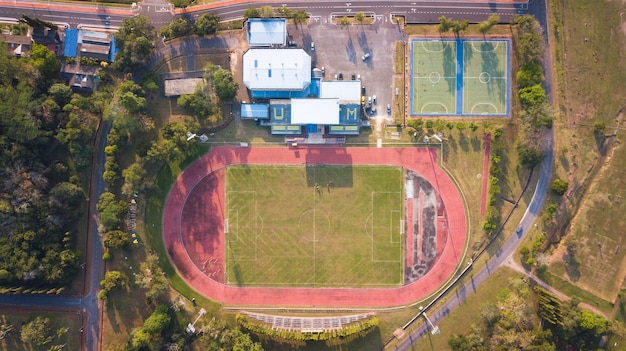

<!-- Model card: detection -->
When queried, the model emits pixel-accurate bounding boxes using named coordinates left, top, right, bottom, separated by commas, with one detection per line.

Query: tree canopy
left=113, top=16, right=156, bottom=72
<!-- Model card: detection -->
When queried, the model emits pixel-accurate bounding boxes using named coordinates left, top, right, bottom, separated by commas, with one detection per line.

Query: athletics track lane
left=163, top=147, right=467, bottom=307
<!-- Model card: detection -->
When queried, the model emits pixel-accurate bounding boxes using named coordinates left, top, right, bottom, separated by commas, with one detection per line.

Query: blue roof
left=241, top=103, right=269, bottom=119
left=251, top=89, right=310, bottom=99
left=309, top=77, right=321, bottom=97
left=247, top=18, right=286, bottom=46
left=270, top=104, right=291, bottom=124
left=64, top=29, right=78, bottom=58
left=340, top=104, right=360, bottom=124
left=110, top=34, right=118, bottom=62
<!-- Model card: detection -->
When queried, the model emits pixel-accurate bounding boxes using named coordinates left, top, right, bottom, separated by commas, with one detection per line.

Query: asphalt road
left=392, top=0, right=554, bottom=349
left=0, top=0, right=528, bottom=30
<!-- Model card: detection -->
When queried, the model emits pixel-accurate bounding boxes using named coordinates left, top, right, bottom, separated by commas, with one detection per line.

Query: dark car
left=351, top=73, right=356, bottom=80
left=361, top=85, right=366, bottom=95
left=338, top=73, right=343, bottom=80
left=288, top=41, right=297, bottom=47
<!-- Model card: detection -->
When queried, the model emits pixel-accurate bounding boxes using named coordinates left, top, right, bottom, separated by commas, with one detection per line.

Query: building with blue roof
left=242, top=48, right=366, bottom=140
left=247, top=18, right=287, bottom=47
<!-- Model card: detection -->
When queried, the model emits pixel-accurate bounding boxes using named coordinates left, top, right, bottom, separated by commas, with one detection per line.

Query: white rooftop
left=247, top=18, right=287, bottom=47
left=320, top=80, right=361, bottom=101
left=290, top=98, right=339, bottom=125
left=243, top=49, right=311, bottom=91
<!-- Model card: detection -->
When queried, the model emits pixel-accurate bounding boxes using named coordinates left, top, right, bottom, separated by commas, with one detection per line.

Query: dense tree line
left=0, top=42, right=96, bottom=287
left=513, top=15, right=551, bottom=169
left=448, top=279, right=614, bottom=351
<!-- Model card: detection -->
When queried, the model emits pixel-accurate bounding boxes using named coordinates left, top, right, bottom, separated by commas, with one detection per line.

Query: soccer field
left=225, top=165, right=404, bottom=287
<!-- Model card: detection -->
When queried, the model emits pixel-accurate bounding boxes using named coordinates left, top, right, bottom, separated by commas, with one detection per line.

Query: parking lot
left=287, top=22, right=404, bottom=120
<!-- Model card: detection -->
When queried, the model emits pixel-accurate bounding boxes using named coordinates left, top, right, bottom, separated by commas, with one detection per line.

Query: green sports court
left=410, top=38, right=510, bottom=116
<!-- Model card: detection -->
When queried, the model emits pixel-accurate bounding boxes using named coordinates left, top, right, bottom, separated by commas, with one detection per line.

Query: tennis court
left=410, top=38, right=510, bottom=116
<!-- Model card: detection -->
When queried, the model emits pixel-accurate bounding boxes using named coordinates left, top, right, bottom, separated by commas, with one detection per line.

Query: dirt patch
left=404, top=170, right=448, bottom=284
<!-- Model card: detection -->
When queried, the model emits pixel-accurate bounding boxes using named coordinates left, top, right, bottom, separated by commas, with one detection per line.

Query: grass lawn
left=547, top=145, right=626, bottom=303
left=225, top=165, right=404, bottom=287
left=545, top=0, right=626, bottom=311
left=385, top=267, right=523, bottom=350
left=0, top=309, right=82, bottom=351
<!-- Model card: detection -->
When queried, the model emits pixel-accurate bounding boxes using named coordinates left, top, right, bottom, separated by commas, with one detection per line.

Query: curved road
left=392, top=0, right=554, bottom=349
left=0, top=1, right=536, bottom=351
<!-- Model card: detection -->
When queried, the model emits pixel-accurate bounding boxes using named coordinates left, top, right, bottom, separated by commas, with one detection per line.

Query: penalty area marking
left=470, top=102, right=500, bottom=114
left=470, top=41, right=500, bottom=52
left=420, top=41, right=450, bottom=52
left=420, top=102, right=450, bottom=114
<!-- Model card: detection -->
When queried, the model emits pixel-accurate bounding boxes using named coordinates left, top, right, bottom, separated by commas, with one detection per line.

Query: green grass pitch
left=225, top=165, right=404, bottom=288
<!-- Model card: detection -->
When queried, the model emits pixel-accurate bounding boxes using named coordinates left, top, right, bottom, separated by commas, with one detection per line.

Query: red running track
left=163, top=147, right=467, bottom=307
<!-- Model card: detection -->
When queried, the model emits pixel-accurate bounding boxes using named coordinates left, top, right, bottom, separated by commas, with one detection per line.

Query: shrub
left=551, top=178, right=569, bottom=196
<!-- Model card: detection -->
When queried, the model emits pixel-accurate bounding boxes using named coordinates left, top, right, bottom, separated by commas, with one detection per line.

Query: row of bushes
left=482, top=129, right=504, bottom=235
left=236, top=314, right=379, bottom=341
left=0, top=286, right=65, bottom=295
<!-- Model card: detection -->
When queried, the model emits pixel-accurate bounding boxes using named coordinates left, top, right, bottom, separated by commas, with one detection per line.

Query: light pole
left=419, top=306, right=440, bottom=335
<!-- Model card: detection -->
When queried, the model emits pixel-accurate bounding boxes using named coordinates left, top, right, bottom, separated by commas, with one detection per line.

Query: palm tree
left=293, top=10, right=309, bottom=27
left=355, top=11, right=365, bottom=25
left=339, top=16, right=350, bottom=27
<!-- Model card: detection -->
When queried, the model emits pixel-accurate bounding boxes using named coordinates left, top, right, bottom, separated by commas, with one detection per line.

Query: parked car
left=361, top=96, right=365, bottom=105
left=311, top=42, right=315, bottom=51
left=338, top=73, right=343, bottom=80
left=362, top=53, right=370, bottom=61
left=361, top=85, right=366, bottom=95
left=357, top=74, right=361, bottom=80
left=367, top=96, right=372, bottom=105
left=321, top=66, right=325, bottom=75
left=288, top=41, right=297, bottom=47
left=372, top=95, right=377, bottom=104
left=351, top=73, right=356, bottom=80
left=370, top=106, right=377, bottom=115
left=387, top=104, right=391, bottom=115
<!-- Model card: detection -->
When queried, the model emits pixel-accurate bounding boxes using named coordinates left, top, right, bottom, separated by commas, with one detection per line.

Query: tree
left=487, top=13, right=500, bottom=27
left=354, top=12, right=365, bottom=25
left=162, top=17, right=191, bottom=39
left=437, top=16, right=450, bottom=33
left=292, top=10, right=309, bottom=26
left=96, top=192, right=124, bottom=231
left=469, top=122, right=479, bottom=132
left=339, top=16, right=350, bottom=27
left=113, top=16, right=156, bottom=72
left=48, top=83, right=73, bottom=108
left=28, top=44, right=60, bottom=84
left=135, top=253, right=169, bottom=303
left=104, top=230, right=130, bottom=249
left=519, top=84, right=546, bottom=109
left=477, top=22, right=490, bottom=35
left=122, top=162, right=147, bottom=191
left=514, top=15, right=546, bottom=65
left=207, top=66, right=238, bottom=101
left=259, top=5, right=275, bottom=18
left=452, top=20, right=469, bottom=36
left=517, top=143, right=544, bottom=169
left=593, top=121, right=606, bottom=132
left=143, top=305, right=171, bottom=334
left=456, top=122, right=467, bottom=133
left=551, top=178, right=569, bottom=196
left=243, top=7, right=260, bottom=20
left=100, top=270, right=129, bottom=292
left=20, top=316, right=51, bottom=346
left=517, top=61, right=544, bottom=88
left=194, top=13, right=220, bottom=36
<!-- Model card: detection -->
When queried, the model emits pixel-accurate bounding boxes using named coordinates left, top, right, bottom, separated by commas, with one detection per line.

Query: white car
left=362, top=53, right=370, bottom=61
left=311, top=42, right=315, bottom=51
left=367, top=96, right=372, bottom=105
left=372, top=95, right=377, bottom=104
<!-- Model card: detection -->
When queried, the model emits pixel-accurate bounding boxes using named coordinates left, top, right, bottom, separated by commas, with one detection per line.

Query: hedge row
left=236, top=314, right=379, bottom=341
